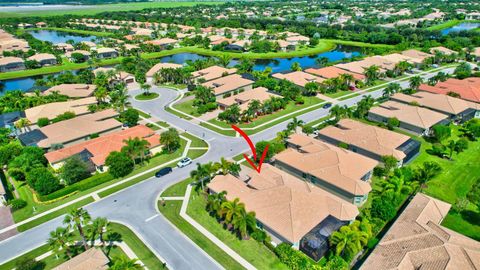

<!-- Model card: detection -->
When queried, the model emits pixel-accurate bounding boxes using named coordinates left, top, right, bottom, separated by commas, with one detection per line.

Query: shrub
left=61, top=156, right=92, bottom=185
left=0, top=141, right=23, bottom=166
left=10, top=199, right=27, bottom=210
left=370, top=196, right=397, bottom=222
left=15, top=257, right=45, bottom=270
left=274, top=243, right=313, bottom=269
left=120, top=108, right=139, bottom=127
left=105, top=151, right=134, bottom=178
left=295, top=96, right=304, bottom=104
left=26, top=168, right=61, bottom=195
left=8, top=168, right=26, bottom=181
left=338, top=142, right=349, bottom=149
left=52, top=111, right=76, bottom=123
left=37, top=117, right=50, bottom=127
left=90, top=133, right=99, bottom=139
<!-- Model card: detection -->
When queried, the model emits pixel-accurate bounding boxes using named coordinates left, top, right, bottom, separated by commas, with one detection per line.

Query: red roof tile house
left=419, top=78, right=480, bottom=104
left=45, top=125, right=161, bottom=172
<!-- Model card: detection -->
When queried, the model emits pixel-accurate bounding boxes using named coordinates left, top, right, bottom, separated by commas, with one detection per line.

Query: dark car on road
left=323, top=103, right=333, bottom=109
left=155, top=167, right=173, bottom=178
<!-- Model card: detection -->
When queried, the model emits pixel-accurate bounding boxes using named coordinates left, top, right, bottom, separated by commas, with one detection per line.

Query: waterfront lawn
left=426, top=20, right=461, bottom=31
left=187, top=189, right=288, bottom=270
left=158, top=200, right=245, bottom=270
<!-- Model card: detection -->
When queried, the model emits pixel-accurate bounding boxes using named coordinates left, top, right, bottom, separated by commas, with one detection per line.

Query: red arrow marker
left=231, top=124, right=269, bottom=173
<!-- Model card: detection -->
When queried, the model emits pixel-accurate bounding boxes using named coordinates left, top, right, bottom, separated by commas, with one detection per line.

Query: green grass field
left=426, top=20, right=462, bottom=31
left=0, top=2, right=223, bottom=18
left=135, top=92, right=160, bottom=101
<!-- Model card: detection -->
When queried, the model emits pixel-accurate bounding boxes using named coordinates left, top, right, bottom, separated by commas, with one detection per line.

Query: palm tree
left=315, top=56, right=329, bottom=67
left=190, top=163, right=212, bottom=190
left=379, top=173, right=414, bottom=200
left=247, top=99, right=262, bottom=117
left=14, top=118, right=31, bottom=133
left=206, top=191, right=226, bottom=217
left=339, top=73, right=354, bottom=89
left=89, top=217, right=109, bottom=247
left=414, top=161, right=442, bottom=190
left=409, top=76, right=423, bottom=91
left=110, top=85, right=130, bottom=112
left=329, top=105, right=344, bottom=121
left=220, top=198, right=245, bottom=229
left=94, top=86, right=108, bottom=104
left=217, top=54, right=232, bottom=68
left=287, top=117, right=305, bottom=131
left=382, top=82, right=401, bottom=97
left=140, top=83, right=152, bottom=96
left=232, top=208, right=256, bottom=239
left=329, top=225, right=368, bottom=260
left=122, top=137, right=150, bottom=164
left=215, top=157, right=232, bottom=175
left=63, top=208, right=91, bottom=251
left=290, top=62, right=302, bottom=71
left=111, top=257, right=143, bottom=270
left=364, top=65, right=380, bottom=85
left=47, top=227, right=74, bottom=259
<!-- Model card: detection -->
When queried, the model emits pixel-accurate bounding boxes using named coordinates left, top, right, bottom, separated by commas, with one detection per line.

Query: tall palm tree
left=364, top=65, right=380, bottom=85
left=215, top=157, right=232, bottom=175
left=414, top=161, right=442, bottom=190
left=217, top=54, right=232, bottom=68
left=122, top=137, right=150, bottom=164
left=330, top=225, right=368, bottom=260
left=315, top=56, right=329, bottom=67
left=140, top=83, right=152, bottom=96
left=232, top=208, right=256, bottom=239
left=340, top=73, right=354, bottom=89
left=287, top=117, right=305, bottom=131
left=290, top=62, right=302, bottom=71
left=409, top=76, right=423, bottom=91
left=206, top=191, right=226, bottom=217
left=63, top=208, right=91, bottom=251
left=190, top=163, right=210, bottom=190
left=382, top=82, right=401, bottom=97
left=47, top=227, right=74, bottom=259
left=94, top=86, right=108, bottom=104
left=110, top=85, right=130, bottom=112
left=220, top=198, right=245, bottom=229
left=329, top=105, right=344, bottom=121
left=89, top=217, right=109, bottom=247
left=111, top=257, right=143, bottom=270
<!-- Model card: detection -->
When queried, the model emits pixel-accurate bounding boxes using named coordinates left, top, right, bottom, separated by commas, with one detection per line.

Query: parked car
left=155, top=167, right=173, bottom=177
left=323, top=103, right=332, bottom=109
left=177, top=157, right=192, bottom=168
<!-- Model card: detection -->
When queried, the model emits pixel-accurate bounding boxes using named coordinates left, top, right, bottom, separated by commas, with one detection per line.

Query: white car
left=177, top=157, right=192, bottom=168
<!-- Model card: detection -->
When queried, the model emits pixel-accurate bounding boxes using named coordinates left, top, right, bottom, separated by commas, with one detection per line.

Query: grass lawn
left=158, top=200, right=245, bottom=270
left=26, top=27, right=115, bottom=37
left=426, top=20, right=462, bottom=31
left=172, top=99, right=200, bottom=117
left=187, top=190, right=288, bottom=270
left=109, top=223, right=167, bottom=270
left=324, top=90, right=355, bottom=99
left=320, top=39, right=395, bottom=49
left=133, top=108, right=151, bottom=119
left=166, top=106, right=193, bottom=121
left=188, top=149, right=208, bottom=160
left=181, top=132, right=209, bottom=148
left=0, top=2, right=223, bottom=18
left=135, top=92, right=160, bottom=101
left=161, top=178, right=193, bottom=197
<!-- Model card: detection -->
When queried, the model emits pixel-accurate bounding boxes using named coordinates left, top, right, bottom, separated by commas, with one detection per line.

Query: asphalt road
left=0, top=67, right=457, bottom=269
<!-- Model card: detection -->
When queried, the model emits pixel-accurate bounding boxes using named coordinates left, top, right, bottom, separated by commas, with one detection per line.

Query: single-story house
left=146, top=62, right=183, bottom=83
left=360, top=193, right=480, bottom=270
left=0, top=39, right=30, bottom=52
left=0, top=111, right=25, bottom=131
left=35, top=22, right=47, bottom=28
left=335, top=61, right=387, bottom=75
left=43, top=84, right=96, bottom=98
left=305, top=66, right=366, bottom=83
left=95, top=48, right=118, bottom=59
left=65, top=50, right=91, bottom=62
left=276, top=40, right=295, bottom=51
left=45, top=125, right=161, bottom=172
left=201, top=74, right=255, bottom=96
left=19, top=109, right=122, bottom=149
left=93, top=67, right=135, bottom=85
left=391, top=92, right=478, bottom=122
left=274, top=134, right=378, bottom=206
left=27, top=53, right=57, bottom=66
left=25, top=96, right=97, bottom=123
left=191, top=65, right=237, bottom=83
left=401, top=49, right=433, bottom=66
left=368, top=100, right=450, bottom=136
left=472, top=47, right=480, bottom=61
left=419, top=77, right=480, bottom=104
left=429, top=46, right=457, bottom=55
left=217, top=87, right=280, bottom=110
left=317, top=119, right=420, bottom=166
left=272, top=71, right=325, bottom=88
left=54, top=43, right=74, bottom=52
left=0, top=57, right=25, bottom=72
left=144, top=38, right=179, bottom=49
left=80, top=41, right=97, bottom=50
left=285, top=35, right=310, bottom=46
left=208, top=164, right=359, bottom=261
left=53, top=248, right=109, bottom=270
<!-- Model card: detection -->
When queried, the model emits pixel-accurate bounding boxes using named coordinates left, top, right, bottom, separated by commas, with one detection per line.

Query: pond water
left=441, top=22, right=480, bottom=35
left=1, top=45, right=362, bottom=93
left=29, top=30, right=102, bottom=44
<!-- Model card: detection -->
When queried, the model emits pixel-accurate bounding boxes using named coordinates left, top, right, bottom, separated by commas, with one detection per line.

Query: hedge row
left=38, top=173, right=114, bottom=202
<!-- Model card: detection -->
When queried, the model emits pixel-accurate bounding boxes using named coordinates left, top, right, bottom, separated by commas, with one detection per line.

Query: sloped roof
left=53, top=248, right=109, bottom=270
left=391, top=92, right=479, bottom=116
left=275, top=134, right=377, bottom=196
left=192, top=65, right=237, bottom=82
left=202, top=74, right=254, bottom=95
left=146, top=62, right=183, bottom=77
left=305, top=66, right=366, bottom=81
left=361, top=193, right=480, bottom=270
left=318, top=119, right=410, bottom=160
left=25, top=97, right=97, bottom=123
left=369, top=100, right=449, bottom=129
left=272, top=71, right=324, bottom=87
left=208, top=164, right=359, bottom=243
left=419, top=78, right=480, bottom=103
left=44, top=84, right=96, bottom=98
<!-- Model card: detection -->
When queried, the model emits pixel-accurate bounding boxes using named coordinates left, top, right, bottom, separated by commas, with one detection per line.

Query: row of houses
left=207, top=116, right=423, bottom=260
left=0, top=29, right=29, bottom=54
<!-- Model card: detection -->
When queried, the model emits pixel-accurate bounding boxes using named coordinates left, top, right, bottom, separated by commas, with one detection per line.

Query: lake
left=441, top=22, right=480, bottom=35
left=1, top=45, right=362, bottom=93
left=29, top=30, right=102, bottom=44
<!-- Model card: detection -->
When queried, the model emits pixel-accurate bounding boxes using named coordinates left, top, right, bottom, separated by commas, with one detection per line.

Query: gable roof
left=419, top=78, right=480, bottom=103
left=191, top=65, right=237, bottom=82
left=275, top=134, right=377, bottom=196
left=391, top=92, right=478, bottom=116
left=208, top=164, right=359, bottom=243
left=53, top=248, right=109, bottom=270
left=202, top=74, right=254, bottom=95
left=361, top=193, right=480, bottom=270
left=272, top=71, right=324, bottom=87
left=305, top=66, right=366, bottom=81
left=44, top=84, right=96, bottom=98
left=369, top=100, right=449, bottom=129
left=318, top=119, right=411, bottom=160
left=25, top=97, right=97, bottom=123
left=146, top=62, right=183, bottom=77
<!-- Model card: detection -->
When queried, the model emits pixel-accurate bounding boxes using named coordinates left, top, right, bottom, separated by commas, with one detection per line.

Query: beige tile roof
left=272, top=71, right=325, bottom=87
left=146, top=62, right=183, bottom=77
left=318, top=119, right=410, bottom=160
left=361, top=193, right=480, bottom=270
left=401, top=49, right=433, bottom=63
left=191, top=65, right=237, bottom=82
left=145, top=38, right=178, bottom=46
left=95, top=47, right=117, bottom=54
left=430, top=46, right=457, bottom=55
left=202, top=74, right=254, bottom=96
left=0, top=56, right=24, bottom=65
left=305, top=66, right=366, bottom=81
left=208, top=164, right=359, bottom=243
left=37, top=109, right=122, bottom=148
left=27, top=53, right=56, bottom=62
left=25, top=97, right=97, bottom=123
left=391, top=92, right=478, bottom=116
left=419, top=78, right=480, bottom=103
left=53, top=248, right=109, bottom=270
left=274, top=134, right=377, bottom=196
left=335, top=61, right=387, bottom=75
left=369, top=100, right=449, bottom=129
left=217, top=87, right=280, bottom=110
left=44, top=84, right=96, bottom=98
left=65, top=50, right=91, bottom=58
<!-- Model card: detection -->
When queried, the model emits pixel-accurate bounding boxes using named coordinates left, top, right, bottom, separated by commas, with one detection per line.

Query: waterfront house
left=27, top=53, right=57, bottom=66
left=95, top=47, right=118, bottom=59
left=44, top=84, right=96, bottom=98
left=191, top=65, right=237, bottom=83
left=0, top=57, right=25, bottom=72
left=201, top=74, right=254, bottom=96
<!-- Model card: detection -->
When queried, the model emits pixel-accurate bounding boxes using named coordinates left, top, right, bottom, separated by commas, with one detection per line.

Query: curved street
left=0, top=66, right=457, bottom=269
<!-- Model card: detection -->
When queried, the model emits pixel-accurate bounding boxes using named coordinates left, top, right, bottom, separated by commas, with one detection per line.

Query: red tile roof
left=419, top=78, right=480, bottom=103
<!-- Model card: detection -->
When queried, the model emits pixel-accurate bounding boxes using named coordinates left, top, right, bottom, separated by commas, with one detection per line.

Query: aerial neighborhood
left=0, top=0, right=479, bottom=270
